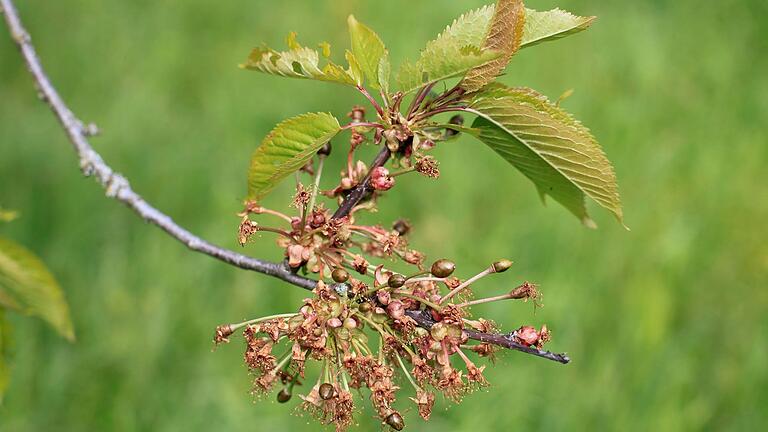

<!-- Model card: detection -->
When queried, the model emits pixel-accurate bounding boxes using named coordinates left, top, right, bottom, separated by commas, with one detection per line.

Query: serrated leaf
left=248, top=113, right=341, bottom=201
left=522, top=8, right=596, bottom=48
left=242, top=33, right=361, bottom=87
left=395, top=5, right=502, bottom=94
left=378, top=54, right=391, bottom=95
left=0, top=237, right=74, bottom=340
left=348, top=15, right=388, bottom=89
left=461, top=0, right=526, bottom=93
left=468, top=84, right=623, bottom=227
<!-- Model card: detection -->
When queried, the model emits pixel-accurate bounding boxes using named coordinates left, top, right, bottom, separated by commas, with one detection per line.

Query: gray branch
left=0, top=0, right=317, bottom=292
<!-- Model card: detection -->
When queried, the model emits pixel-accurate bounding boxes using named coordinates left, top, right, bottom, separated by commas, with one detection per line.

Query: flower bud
left=492, top=259, right=513, bottom=273
left=377, top=290, right=391, bottom=306
left=332, top=268, right=350, bottom=283
left=371, top=167, right=395, bottom=191
left=387, top=300, right=405, bottom=320
left=515, top=326, right=540, bottom=347
left=387, top=273, right=406, bottom=289
left=343, top=317, right=358, bottom=330
left=327, top=317, right=343, bottom=329
left=430, top=259, right=455, bottom=278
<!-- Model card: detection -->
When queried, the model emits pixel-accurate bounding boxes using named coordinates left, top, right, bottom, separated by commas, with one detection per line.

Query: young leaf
left=248, top=113, right=341, bottom=201
left=521, top=8, right=596, bottom=48
left=0, top=237, right=74, bottom=341
left=348, top=15, right=388, bottom=89
left=460, top=0, right=526, bottom=93
left=242, top=33, right=362, bottom=87
left=395, top=5, right=502, bottom=94
left=468, top=84, right=623, bottom=227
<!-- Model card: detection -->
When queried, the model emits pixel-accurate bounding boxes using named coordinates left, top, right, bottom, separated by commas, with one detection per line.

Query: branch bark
left=405, top=310, right=570, bottom=364
left=0, top=0, right=317, bottom=292
left=1, top=0, right=569, bottom=364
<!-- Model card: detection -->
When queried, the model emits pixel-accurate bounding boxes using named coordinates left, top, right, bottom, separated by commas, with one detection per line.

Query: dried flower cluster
left=217, top=105, right=557, bottom=431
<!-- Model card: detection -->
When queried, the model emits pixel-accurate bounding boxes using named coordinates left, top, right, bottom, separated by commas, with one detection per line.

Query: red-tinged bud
left=387, top=300, right=405, bottom=320
left=327, top=317, right=343, bottom=329
left=515, top=326, right=540, bottom=347
left=377, top=290, right=391, bottom=306
left=371, top=167, right=395, bottom=191
left=332, top=268, right=350, bottom=283
left=343, top=317, right=358, bottom=330
left=431, top=259, right=455, bottom=278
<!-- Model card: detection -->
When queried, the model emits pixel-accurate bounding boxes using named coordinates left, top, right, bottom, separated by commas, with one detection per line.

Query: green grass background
left=1, top=0, right=766, bottom=430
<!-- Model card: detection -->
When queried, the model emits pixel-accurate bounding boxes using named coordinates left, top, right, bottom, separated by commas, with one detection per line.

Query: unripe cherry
left=332, top=268, right=350, bottom=283
left=387, top=273, right=406, bottom=288
left=319, top=383, right=336, bottom=400
left=276, top=389, right=292, bottom=403
left=430, top=259, right=455, bottom=278
left=385, top=412, right=405, bottom=431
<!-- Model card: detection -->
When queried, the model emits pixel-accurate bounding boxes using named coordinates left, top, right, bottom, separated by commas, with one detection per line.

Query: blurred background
left=1, top=0, right=766, bottom=430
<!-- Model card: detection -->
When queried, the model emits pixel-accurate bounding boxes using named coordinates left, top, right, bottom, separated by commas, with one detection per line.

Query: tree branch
left=405, top=310, right=570, bottom=364
left=1, top=0, right=568, bottom=364
left=0, top=0, right=316, bottom=292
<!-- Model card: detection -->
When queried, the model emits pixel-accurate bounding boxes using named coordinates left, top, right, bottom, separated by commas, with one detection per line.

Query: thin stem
left=389, top=166, right=416, bottom=178
left=393, top=292, right=442, bottom=311
left=406, top=82, right=436, bottom=119
left=454, top=293, right=512, bottom=308
left=341, top=122, right=384, bottom=130
left=229, top=313, right=299, bottom=332
left=357, top=86, right=385, bottom=118
left=395, top=351, right=421, bottom=392
left=303, top=155, right=325, bottom=229
left=411, top=106, right=469, bottom=124
left=439, top=267, right=493, bottom=305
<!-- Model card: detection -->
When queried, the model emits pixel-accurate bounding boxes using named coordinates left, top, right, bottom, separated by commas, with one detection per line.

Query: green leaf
left=0, top=308, right=10, bottom=403
left=242, top=33, right=362, bottom=87
left=378, top=54, right=391, bottom=95
left=248, top=113, right=341, bottom=201
left=461, top=0, right=526, bottom=93
left=468, top=84, right=623, bottom=227
left=348, top=15, right=388, bottom=89
left=521, top=8, right=596, bottom=48
left=395, top=5, right=502, bottom=94
left=0, top=237, right=74, bottom=340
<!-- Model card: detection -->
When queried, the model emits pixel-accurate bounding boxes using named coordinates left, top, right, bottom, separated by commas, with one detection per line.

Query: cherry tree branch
left=405, top=310, right=571, bottom=364
left=1, top=0, right=568, bottom=364
left=0, top=0, right=316, bottom=292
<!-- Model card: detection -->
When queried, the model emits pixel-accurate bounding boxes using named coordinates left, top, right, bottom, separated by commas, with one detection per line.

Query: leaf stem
left=357, top=85, right=385, bottom=118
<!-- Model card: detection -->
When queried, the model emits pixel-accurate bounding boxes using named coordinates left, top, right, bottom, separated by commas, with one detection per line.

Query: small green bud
left=492, top=259, right=513, bottom=273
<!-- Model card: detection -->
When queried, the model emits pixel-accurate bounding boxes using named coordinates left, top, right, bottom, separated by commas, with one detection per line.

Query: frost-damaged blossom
left=219, top=9, right=570, bottom=426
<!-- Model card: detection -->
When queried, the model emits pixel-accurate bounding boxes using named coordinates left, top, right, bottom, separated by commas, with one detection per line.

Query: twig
left=405, top=310, right=570, bottom=364
left=0, top=0, right=316, bottom=292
